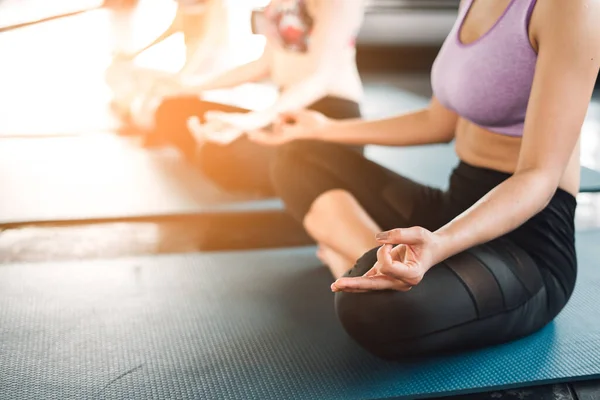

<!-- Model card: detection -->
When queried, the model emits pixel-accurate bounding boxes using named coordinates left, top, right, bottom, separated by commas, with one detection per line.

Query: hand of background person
left=204, top=110, right=275, bottom=132
left=248, top=109, right=331, bottom=145
left=187, top=115, right=244, bottom=145
left=331, top=227, right=440, bottom=293
left=187, top=110, right=276, bottom=145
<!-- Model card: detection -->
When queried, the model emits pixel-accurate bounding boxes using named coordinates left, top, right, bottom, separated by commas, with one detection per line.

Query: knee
left=335, top=293, right=423, bottom=360
left=335, top=248, right=390, bottom=358
left=334, top=248, right=429, bottom=360
left=303, top=189, right=356, bottom=235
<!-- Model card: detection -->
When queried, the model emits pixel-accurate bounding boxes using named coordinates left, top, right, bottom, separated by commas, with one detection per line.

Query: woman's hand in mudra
left=331, top=227, right=440, bottom=293
left=248, top=109, right=332, bottom=146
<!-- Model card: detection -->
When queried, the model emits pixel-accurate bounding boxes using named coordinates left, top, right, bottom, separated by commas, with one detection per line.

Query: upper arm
left=517, top=0, right=600, bottom=181
left=307, top=0, right=366, bottom=71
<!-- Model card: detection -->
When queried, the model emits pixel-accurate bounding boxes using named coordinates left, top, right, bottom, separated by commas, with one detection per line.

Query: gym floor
left=1, top=2, right=600, bottom=399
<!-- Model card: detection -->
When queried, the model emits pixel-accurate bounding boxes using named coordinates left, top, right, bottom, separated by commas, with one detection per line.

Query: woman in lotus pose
left=148, top=0, right=366, bottom=195
left=251, top=0, right=600, bottom=359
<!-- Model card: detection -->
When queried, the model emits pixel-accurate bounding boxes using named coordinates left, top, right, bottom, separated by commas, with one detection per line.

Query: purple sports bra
left=431, top=0, right=538, bottom=137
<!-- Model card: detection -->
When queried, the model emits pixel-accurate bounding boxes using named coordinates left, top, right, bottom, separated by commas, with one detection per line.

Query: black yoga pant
left=151, top=95, right=361, bottom=195
left=271, top=140, right=577, bottom=360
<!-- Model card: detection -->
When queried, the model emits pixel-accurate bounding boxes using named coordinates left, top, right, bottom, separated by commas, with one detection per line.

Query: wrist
left=430, top=226, right=460, bottom=266
left=311, top=117, right=336, bottom=139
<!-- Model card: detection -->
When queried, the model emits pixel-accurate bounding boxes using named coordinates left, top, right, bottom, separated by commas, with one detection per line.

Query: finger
left=376, top=244, right=417, bottom=281
left=332, top=275, right=397, bottom=292
left=271, top=116, right=290, bottom=133
left=271, top=122, right=285, bottom=136
left=334, top=276, right=413, bottom=292
left=330, top=281, right=370, bottom=293
left=363, top=265, right=378, bottom=277
left=368, top=274, right=413, bottom=292
left=247, top=131, right=271, bottom=144
left=337, top=289, right=370, bottom=293
left=279, top=125, right=301, bottom=137
left=278, top=111, right=299, bottom=123
left=390, top=244, right=408, bottom=261
left=271, top=115, right=284, bottom=127
left=376, top=244, right=394, bottom=268
left=375, top=226, right=427, bottom=245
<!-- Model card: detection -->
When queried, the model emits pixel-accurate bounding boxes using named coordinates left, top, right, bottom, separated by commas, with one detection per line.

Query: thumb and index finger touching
left=376, top=226, right=427, bottom=246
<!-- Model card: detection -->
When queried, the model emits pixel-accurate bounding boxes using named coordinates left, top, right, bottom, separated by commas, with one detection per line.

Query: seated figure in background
left=141, top=0, right=368, bottom=196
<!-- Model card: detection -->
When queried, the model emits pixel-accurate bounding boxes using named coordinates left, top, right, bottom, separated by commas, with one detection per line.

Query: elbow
left=431, top=126, right=456, bottom=144
left=424, top=109, right=457, bottom=144
left=515, top=168, right=561, bottom=211
left=439, top=132, right=455, bottom=144
left=537, top=188, right=555, bottom=212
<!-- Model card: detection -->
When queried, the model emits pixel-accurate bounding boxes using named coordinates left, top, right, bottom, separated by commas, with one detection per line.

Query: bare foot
left=317, top=244, right=354, bottom=280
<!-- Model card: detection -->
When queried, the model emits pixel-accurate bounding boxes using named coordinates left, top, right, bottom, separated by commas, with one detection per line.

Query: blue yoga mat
left=1, top=230, right=599, bottom=399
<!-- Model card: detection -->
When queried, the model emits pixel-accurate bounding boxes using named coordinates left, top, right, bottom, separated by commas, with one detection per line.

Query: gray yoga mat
left=0, top=230, right=599, bottom=399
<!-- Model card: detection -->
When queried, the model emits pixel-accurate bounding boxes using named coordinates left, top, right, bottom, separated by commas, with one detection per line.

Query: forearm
left=190, top=58, right=270, bottom=92
left=432, top=170, right=556, bottom=266
left=194, top=71, right=332, bottom=128
left=314, top=108, right=454, bottom=146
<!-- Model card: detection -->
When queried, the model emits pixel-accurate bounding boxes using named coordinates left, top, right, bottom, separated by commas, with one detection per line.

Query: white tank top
left=260, top=0, right=365, bottom=103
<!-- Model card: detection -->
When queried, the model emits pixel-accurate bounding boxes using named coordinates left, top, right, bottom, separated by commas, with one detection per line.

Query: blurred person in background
left=144, top=0, right=367, bottom=196
left=105, top=0, right=228, bottom=129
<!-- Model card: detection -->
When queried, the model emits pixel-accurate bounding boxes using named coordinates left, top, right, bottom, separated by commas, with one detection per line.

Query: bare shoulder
left=531, top=0, right=600, bottom=46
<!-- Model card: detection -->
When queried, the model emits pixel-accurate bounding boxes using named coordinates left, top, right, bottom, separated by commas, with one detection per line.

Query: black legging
left=271, top=140, right=577, bottom=360
left=150, top=96, right=361, bottom=196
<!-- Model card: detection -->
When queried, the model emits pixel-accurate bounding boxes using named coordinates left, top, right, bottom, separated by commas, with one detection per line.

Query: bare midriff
left=454, top=118, right=580, bottom=197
